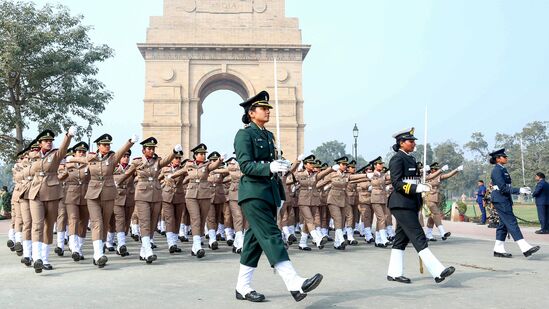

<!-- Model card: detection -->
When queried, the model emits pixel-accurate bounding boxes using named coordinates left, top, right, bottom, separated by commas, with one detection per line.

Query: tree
left=464, top=132, right=489, bottom=159
left=411, top=143, right=434, bottom=165
left=311, top=140, right=368, bottom=167
left=0, top=1, right=113, bottom=162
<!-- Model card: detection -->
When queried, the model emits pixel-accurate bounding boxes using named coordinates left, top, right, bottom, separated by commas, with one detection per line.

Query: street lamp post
left=352, top=123, right=359, bottom=161
left=87, top=124, right=92, bottom=153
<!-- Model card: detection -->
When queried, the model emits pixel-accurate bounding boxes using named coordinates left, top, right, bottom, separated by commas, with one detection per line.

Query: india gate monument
left=138, top=0, right=310, bottom=159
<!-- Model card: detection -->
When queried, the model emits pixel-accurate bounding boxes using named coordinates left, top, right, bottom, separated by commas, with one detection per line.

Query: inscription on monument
left=197, top=0, right=253, bottom=14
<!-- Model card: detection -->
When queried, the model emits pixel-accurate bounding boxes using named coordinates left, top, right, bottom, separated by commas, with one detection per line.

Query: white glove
left=331, top=164, right=339, bottom=171
left=366, top=172, right=374, bottom=179
left=416, top=184, right=431, bottom=193
left=166, top=174, right=172, bottom=179
left=68, top=126, right=77, bottom=137
left=368, top=185, right=373, bottom=192
left=385, top=185, right=392, bottom=191
left=131, top=134, right=139, bottom=143
left=519, top=187, right=531, bottom=194
left=441, top=165, right=449, bottom=171
left=174, top=144, right=183, bottom=152
left=297, top=153, right=305, bottom=161
left=66, top=155, right=74, bottom=163
left=270, top=161, right=289, bottom=174
left=456, top=165, right=464, bottom=171
left=422, top=165, right=430, bottom=172
left=492, top=185, right=500, bottom=191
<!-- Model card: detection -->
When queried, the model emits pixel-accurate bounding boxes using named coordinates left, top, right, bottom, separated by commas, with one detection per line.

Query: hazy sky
left=37, top=0, right=549, bottom=160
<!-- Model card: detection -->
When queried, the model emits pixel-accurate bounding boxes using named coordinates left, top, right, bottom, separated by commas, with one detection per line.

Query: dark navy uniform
left=489, top=148, right=540, bottom=258
left=386, top=128, right=454, bottom=284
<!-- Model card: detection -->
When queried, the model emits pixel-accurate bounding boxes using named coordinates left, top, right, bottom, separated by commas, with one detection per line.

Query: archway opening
left=200, top=90, right=245, bottom=155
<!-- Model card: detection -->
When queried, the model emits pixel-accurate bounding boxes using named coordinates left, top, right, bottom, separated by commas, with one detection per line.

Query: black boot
left=235, top=290, right=265, bottom=302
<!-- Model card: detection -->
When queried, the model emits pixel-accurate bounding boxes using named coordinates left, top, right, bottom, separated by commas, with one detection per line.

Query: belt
left=255, top=160, right=272, bottom=164
left=137, top=176, right=155, bottom=182
left=403, top=177, right=420, bottom=185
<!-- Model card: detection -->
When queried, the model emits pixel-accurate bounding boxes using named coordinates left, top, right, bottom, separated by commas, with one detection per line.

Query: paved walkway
left=0, top=220, right=547, bottom=308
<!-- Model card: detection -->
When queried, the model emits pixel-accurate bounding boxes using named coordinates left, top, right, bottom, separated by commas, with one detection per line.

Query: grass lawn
left=445, top=200, right=540, bottom=226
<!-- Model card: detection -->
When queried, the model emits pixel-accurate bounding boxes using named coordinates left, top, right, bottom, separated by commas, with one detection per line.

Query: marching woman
left=368, top=157, right=393, bottom=248
left=316, top=156, right=368, bottom=250
left=64, top=142, right=90, bottom=261
left=68, top=133, right=136, bottom=268
left=424, top=162, right=463, bottom=241
left=386, top=128, right=454, bottom=284
left=185, top=143, right=223, bottom=258
left=294, top=155, right=332, bottom=250
left=489, top=149, right=540, bottom=258
left=233, top=90, right=322, bottom=302
left=118, top=137, right=179, bottom=264
left=18, top=141, right=40, bottom=266
left=344, top=160, right=359, bottom=245
left=207, top=151, right=230, bottom=244
left=226, top=157, right=247, bottom=253
left=28, top=128, right=75, bottom=273
left=353, top=165, right=374, bottom=243
left=113, top=149, right=135, bottom=256
left=10, top=151, right=26, bottom=257
left=54, top=153, right=70, bottom=257
left=159, top=152, right=188, bottom=254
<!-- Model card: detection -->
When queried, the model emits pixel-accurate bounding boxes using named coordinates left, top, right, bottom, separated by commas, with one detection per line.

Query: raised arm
left=159, top=151, right=176, bottom=169
left=113, top=139, right=134, bottom=164
left=426, top=169, right=443, bottom=181
left=315, top=167, right=334, bottom=181
left=440, top=168, right=460, bottom=180
left=116, top=163, right=137, bottom=185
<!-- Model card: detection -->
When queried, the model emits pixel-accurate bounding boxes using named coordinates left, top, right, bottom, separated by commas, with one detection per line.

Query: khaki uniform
left=344, top=181, right=359, bottom=228
left=185, top=160, right=222, bottom=238
left=56, top=164, right=69, bottom=234
left=295, top=168, right=332, bottom=233
left=123, top=152, right=175, bottom=238
left=71, top=140, right=132, bottom=242
left=370, top=171, right=391, bottom=230
left=356, top=179, right=373, bottom=227
left=18, top=156, right=35, bottom=244
left=29, top=134, right=72, bottom=245
left=228, top=164, right=246, bottom=232
left=207, top=168, right=229, bottom=232
left=113, top=163, right=135, bottom=233
left=160, top=164, right=187, bottom=236
left=64, top=161, right=90, bottom=238
left=426, top=169, right=459, bottom=228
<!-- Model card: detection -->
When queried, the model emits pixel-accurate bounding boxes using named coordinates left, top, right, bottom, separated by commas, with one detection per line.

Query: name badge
left=47, top=157, right=52, bottom=163
left=408, top=168, right=416, bottom=171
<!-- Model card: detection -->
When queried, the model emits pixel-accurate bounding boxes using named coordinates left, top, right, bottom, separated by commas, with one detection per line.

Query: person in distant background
left=532, top=172, right=549, bottom=234
left=476, top=180, right=487, bottom=225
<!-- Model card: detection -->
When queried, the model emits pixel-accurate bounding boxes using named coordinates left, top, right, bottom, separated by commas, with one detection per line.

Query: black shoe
left=191, top=249, right=205, bottom=258
left=117, top=245, right=129, bottom=257
left=169, top=245, right=177, bottom=254
left=365, top=238, right=374, bottom=244
left=428, top=238, right=437, bottom=242
left=435, top=266, right=455, bottom=283
left=64, top=239, right=68, bottom=245
left=236, top=248, right=242, bottom=254
left=179, top=235, right=189, bottom=242
left=334, top=245, right=346, bottom=250
left=160, top=231, right=166, bottom=236
left=290, top=291, right=307, bottom=302
left=375, top=243, right=386, bottom=248
left=34, top=259, right=43, bottom=273
left=523, top=246, right=540, bottom=257
left=298, top=246, right=312, bottom=251
left=535, top=230, right=549, bottom=234
left=354, top=230, right=360, bottom=235
left=493, top=251, right=512, bottom=258
left=72, top=252, right=81, bottom=262
left=21, top=257, right=32, bottom=267
left=349, top=240, right=359, bottom=246
left=319, top=236, right=328, bottom=246
left=79, top=255, right=85, bottom=260
left=42, top=264, right=53, bottom=271
left=387, top=275, right=411, bottom=284
left=442, top=232, right=451, bottom=241
left=235, top=290, right=265, bottom=302
left=209, top=241, right=219, bottom=250
left=146, top=255, right=157, bottom=264
left=216, top=234, right=222, bottom=241
left=302, top=273, right=323, bottom=293
left=227, top=239, right=234, bottom=247
left=104, top=245, right=115, bottom=252
left=131, top=234, right=140, bottom=242
left=326, top=236, right=334, bottom=242
left=287, top=234, right=297, bottom=245
left=14, top=242, right=23, bottom=254
left=232, top=246, right=236, bottom=253
left=54, top=247, right=64, bottom=256
left=150, top=243, right=157, bottom=249
left=7, top=239, right=15, bottom=249
left=93, top=256, right=108, bottom=268
left=173, top=245, right=182, bottom=253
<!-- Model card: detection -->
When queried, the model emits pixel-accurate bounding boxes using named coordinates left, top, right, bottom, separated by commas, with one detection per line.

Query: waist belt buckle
left=148, top=177, right=153, bottom=182
left=98, top=176, right=104, bottom=181
left=195, top=179, right=200, bottom=183
left=27, top=176, right=32, bottom=180
left=39, top=172, right=45, bottom=176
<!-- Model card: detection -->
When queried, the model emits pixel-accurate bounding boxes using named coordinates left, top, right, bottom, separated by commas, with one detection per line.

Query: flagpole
left=520, top=137, right=526, bottom=186
left=274, top=57, right=282, bottom=158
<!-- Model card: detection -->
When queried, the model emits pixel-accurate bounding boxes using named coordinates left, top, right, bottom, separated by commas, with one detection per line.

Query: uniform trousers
left=426, top=201, right=443, bottom=228
left=186, top=198, right=211, bottom=236
left=56, top=200, right=67, bottom=232
left=87, top=199, right=114, bottom=241
left=134, top=201, right=162, bottom=238
left=20, top=199, right=32, bottom=241
left=240, top=198, right=289, bottom=268
left=30, top=199, right=59, bottom=244
left=327, top=204, right=344, bottom=229
left=493, top=201, right=524, bottom=241
left=372, top=203, right=388, bottom=230
left=391, top=208, right=428, bottom=252
left=162, top=201, right=185, bottom=233
left=66, top=203, right=89, bottom=237
left=229, top=200, right=246, bottom=232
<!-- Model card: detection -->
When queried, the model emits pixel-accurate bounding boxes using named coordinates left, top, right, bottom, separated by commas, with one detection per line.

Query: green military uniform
left=234, top=120, right=287, bottom=267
